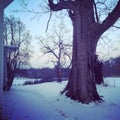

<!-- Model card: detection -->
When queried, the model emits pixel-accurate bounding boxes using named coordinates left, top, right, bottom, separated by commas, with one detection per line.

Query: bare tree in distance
left=48, top=0, right=120, bottom=103
left=38, top=22, right=72, bottom=82
left=3, top=16, right=32, bottom=91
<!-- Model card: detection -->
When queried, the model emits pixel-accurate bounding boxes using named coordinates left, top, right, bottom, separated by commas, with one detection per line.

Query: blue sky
left=4, top=0, right=120, bottom=68
left=5, top=0, right=50, bottom=37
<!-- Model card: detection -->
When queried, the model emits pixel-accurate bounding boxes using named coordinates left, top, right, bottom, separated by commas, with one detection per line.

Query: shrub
left=24, top=81, right=33, bottom=85
left=33, top=79, right=41, bottom=84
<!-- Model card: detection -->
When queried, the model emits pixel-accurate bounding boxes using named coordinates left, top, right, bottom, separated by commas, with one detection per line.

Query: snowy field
left=2, top=77, right=120, bottom=120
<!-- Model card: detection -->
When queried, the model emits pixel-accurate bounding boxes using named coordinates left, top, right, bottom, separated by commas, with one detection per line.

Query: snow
left=2, top=77, right=120, bottom=120
left=12, top=77, right=38, bottom=86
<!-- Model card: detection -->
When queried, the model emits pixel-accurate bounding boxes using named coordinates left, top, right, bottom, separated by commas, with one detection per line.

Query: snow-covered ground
left=2, top=77, right=120, bottom=120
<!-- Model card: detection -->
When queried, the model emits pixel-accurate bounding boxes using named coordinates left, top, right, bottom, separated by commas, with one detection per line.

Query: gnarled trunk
left=63, top=2, right=101, bottom=103
left=65, top=39, right=100, bottom=103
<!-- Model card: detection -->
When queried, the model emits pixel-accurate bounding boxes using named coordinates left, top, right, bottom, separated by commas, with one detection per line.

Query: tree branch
left=46, top=10, right=52, bottom=32
left=0, top=0, right=13, bottom=8
left=112, top=25, right=120, bottom=29
left=48, top=0, right=75, bottom=11
left=93, top=0, right=99, bottom=23
left=99, top=0, right=120, bottom=35
left=44, top=46, right=59, bottom=59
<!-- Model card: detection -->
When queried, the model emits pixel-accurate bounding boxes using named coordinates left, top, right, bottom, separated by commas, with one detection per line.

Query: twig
left=45, top=10, right=52, bottom=32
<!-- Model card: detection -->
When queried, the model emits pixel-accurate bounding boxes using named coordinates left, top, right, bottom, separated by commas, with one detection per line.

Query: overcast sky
left=4, top=0, right=120, bottom=68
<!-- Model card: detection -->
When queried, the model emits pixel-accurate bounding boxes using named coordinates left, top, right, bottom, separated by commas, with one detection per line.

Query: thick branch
left=99, top=0, right=120, bottom=35
left=44, top=46, right=58, bottom=59
left=0, top=0, right=13, bottom=9
left=48, top=0, right=75, bottom=11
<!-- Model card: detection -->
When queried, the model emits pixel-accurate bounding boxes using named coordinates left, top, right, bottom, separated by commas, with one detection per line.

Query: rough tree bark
left=3, top=61, right=17, bottom=91
left=94, top=55, right=103, bottom=84
left=48, top=0, right=120, bottom=103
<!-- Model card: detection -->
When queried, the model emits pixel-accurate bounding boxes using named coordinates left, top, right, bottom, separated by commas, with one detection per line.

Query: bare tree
left=3, top=16, right=32, bottom=91
left=38, top=22, right=72, bottom=82
left=48, top=0, right=120, bottom=103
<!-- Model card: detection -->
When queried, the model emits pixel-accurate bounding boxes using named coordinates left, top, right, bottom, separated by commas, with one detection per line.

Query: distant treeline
left=16, top=67, right=70, bottom=82
left=16, top=56, right=120, bottom=80
left=103, top=56, right=120, bottom=77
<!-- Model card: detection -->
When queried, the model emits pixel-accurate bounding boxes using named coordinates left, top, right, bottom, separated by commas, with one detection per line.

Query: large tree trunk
left=3, top=61, right=16, bottom=91
left=63, top=1, right=101, bottom=103
left=65, top=41, right=100, bottom=103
